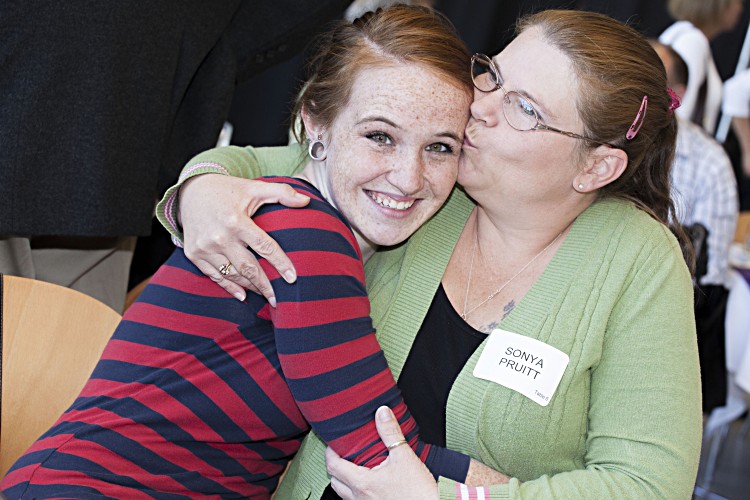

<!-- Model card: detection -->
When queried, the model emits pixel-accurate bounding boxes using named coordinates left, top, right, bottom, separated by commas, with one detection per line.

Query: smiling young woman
left=0, top=6, right=482, bottom=500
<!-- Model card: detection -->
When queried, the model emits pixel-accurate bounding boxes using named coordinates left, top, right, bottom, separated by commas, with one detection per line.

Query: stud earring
left=578, top=183, right=584, bottom=190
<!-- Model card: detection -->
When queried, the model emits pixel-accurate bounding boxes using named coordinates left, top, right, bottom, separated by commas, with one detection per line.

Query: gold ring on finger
left=219, top=262, right=233, bottom=276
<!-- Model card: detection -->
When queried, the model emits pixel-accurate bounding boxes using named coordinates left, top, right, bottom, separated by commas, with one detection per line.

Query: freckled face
left=321, top=62, right=471, bottom=247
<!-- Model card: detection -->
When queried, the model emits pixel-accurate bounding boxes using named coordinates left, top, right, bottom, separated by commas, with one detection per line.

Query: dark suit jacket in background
left=0, top=0, right=350, bottom=237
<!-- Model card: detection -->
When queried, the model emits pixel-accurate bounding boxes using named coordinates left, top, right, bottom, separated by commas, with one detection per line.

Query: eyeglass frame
left=470, top=53, right=617, bottom=148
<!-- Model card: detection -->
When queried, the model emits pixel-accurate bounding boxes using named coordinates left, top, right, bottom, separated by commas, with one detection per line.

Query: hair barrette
left=667, top=87, right=681, bottom=112
left=626, top=95, right=648, bottom=140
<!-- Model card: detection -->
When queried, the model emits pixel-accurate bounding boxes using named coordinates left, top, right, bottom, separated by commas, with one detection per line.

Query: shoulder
left=723, top=71, right=750, bottom=118
left=256, top=176, right=342, bottom=222
left=251, top=143, right=308, bottom=166
left=617, top=203, right=690, bottom=283
left=184, top=143, right=307, bottom=176
left=254, top=177, right=359, bottom=255
left=676, top=119, right=712, bottom=155
left=660, top=21, right=705, bottom=44
left=257, top=176, right=318, bottom=197
left=583, top=199, right=685, bottom=267
left=661, top=21, right=710, bottom=58
left=571, top=200, right=693, bottom=309
left=676, top=120, right=732, bottom=172
left=236, top=143, right=308, bottom=172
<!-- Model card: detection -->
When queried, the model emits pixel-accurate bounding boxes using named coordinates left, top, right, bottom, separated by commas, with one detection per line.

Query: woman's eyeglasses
left=470, top=53, right=615, bottom=148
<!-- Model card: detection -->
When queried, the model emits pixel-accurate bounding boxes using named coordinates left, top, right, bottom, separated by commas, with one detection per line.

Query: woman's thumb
left=376, top=406, right=407, bottom=453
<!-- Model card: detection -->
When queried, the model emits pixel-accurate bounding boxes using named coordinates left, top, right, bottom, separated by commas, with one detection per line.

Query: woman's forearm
left=465, top=458, right=510, bottom=486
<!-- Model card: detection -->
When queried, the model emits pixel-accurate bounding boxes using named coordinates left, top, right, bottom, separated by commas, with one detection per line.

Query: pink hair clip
left=667, top=87, right=681, bottom=112
left=626, top=95, right=648, bottom=140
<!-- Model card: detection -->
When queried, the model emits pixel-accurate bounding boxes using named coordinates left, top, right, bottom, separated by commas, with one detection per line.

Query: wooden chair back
left=0, top=275, right=121, bottom=477
left=735, top=211, right=750, bottom=243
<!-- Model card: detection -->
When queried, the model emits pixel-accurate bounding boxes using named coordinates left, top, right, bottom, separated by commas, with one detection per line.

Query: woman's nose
left=470, top=87, right=501, bottom=127
left=386, top=152, right=425, bottom=195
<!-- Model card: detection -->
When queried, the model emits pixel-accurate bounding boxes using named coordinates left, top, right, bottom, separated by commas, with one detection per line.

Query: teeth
left=368, top=192, right=415, bottom=210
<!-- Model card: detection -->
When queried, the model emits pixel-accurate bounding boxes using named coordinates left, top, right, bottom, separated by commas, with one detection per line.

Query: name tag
left=473, top=328, right=569, bottom=406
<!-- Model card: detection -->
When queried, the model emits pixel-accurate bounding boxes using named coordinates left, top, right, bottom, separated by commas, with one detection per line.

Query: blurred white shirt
left=671, top=119, right=738, bottom=287
left=723, top=69, right=750, bottom=118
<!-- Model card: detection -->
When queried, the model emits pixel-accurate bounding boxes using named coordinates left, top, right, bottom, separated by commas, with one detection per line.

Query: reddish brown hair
left=519, top=10, right=694, bottom=270
left=292, top=4, right=472, bottom=143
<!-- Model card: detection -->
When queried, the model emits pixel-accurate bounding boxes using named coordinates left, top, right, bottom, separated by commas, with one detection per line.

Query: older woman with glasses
left=158, top=9, right=701, bottom=499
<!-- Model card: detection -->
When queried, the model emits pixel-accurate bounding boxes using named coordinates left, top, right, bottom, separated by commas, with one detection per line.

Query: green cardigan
left=157, top=145, right=702, bottom=500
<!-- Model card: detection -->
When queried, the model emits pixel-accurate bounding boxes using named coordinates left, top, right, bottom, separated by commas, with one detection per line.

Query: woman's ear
left=573, top=146, right=628, bottom=193
left=300, top=105, right=323, bottom=140
left=300, top=106, right=326, bottom=141
left=301, top=105, right=329, bottom=161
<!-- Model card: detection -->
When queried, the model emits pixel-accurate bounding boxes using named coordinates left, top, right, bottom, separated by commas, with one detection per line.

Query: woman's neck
left=297, top=160, right=378, bottom=263
left=472, top=201, right=580, bottom=257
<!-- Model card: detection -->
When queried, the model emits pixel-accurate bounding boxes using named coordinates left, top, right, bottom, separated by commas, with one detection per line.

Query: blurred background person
left=653, top=41, right=739, bottom=412
left=724, top=70, right=750, bottom=181
left=0, top=0, right=351, bottom=312
left=659, top=0, right=745, bottom=133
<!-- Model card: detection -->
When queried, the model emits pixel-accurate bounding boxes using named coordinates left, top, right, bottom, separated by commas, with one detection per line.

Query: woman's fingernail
left=233, top=291, right=246, bottom=302
left=283, top=270, right=296, bottom=283
left=377, top=406, right=393, bottom=422
left=269, top=296, right=277, bottom=308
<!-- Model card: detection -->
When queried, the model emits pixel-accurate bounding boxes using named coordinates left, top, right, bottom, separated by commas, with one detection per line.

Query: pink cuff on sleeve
left=456, top=483, right=490, bottom=500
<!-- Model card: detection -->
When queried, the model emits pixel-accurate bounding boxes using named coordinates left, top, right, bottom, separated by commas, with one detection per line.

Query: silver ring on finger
left=219, top=262, right=233, bottom=276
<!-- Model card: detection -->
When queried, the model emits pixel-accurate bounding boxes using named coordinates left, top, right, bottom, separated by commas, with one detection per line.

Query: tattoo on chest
left=503, top=299, right=516, bottom=318
left=479, top=300, right=516, bottom=333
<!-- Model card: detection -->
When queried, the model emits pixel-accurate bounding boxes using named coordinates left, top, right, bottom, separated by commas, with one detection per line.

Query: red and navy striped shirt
left=1, top=178, right=468, bottom=499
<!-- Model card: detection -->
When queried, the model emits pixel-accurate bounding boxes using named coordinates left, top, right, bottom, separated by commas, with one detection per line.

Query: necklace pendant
left=460, top=221, right=567, bottom=325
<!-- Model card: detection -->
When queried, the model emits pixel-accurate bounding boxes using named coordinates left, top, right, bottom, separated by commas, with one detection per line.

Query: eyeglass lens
left=471, top=56, right=498, bottom=92
left=504, top=93, right=539, bottom=131
left=472, top=55, right=540, bottom=132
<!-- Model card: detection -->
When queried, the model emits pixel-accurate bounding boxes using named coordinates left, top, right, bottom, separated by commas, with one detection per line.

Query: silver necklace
left=460, top=222, right=566, bottom=321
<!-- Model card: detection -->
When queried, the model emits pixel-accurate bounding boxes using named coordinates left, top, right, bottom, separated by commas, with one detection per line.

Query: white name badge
left=473, top=328, right=569, bottom=406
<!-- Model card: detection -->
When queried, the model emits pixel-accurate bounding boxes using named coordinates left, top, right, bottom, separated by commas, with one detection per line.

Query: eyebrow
left=436, top=131, right=462, bottom=143
left=357, top=115, right=400, bottom=128
left=357, top=115, right=462, bottom=143
left=494, top=58, right=559, bottom=120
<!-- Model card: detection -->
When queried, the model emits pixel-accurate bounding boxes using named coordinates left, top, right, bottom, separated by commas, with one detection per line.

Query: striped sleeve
left=258, top=177, right=469, bottom=482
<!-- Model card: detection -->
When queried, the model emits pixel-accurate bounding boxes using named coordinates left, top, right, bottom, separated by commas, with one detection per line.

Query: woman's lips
left=366, top=190, right=416, bottom=211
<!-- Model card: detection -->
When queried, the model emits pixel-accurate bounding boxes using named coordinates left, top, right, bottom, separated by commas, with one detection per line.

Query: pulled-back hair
left=668, top=0, right=738, bottom=28
left=518, top=10, right=694, bottom=270
left=292, top=4, right=472, bottom=143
